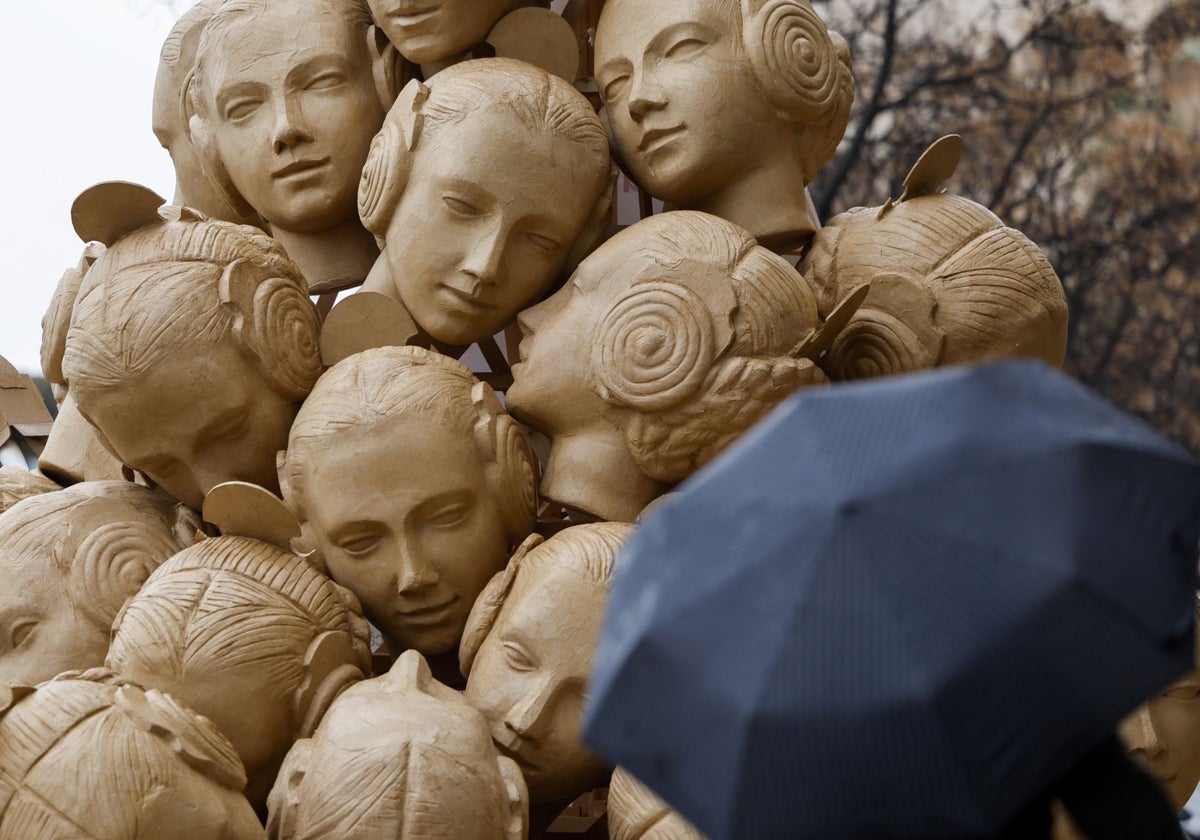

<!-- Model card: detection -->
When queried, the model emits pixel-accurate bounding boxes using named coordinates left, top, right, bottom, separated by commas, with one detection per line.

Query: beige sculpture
left=0, top=355, right=53, bottom=457
left=506, top=211, right=829, bottom=523
left=281, top=346, right=538, bottom=673
left=461, top=523, right=633, bottom=809
left=106, top=536, right=372, bottom=810
left=608, top=767, right=707, bottom=840
left=188, top=0, right=393, bottom=293
left=154, top=0, right=262, bottom=226
left=0, top=481, right=199, bottom=687
left=801, top=136, right=1070, bottom=380
left=39, top=242, right=125, bottom=484
left=594, top=0, right=854, bottom=251
left=0, top=675, right=265, bottom=840
left=0, top=467, right=59, bottom=514
left=1119, top=670, right=1200, bottom=810
left=268, top=649, right=528, bottom=840
left=62, top=209, right=323, bottom=510
left=366, top=0, right=562, bottom=77
left=355, top=58, right=613, bottom=349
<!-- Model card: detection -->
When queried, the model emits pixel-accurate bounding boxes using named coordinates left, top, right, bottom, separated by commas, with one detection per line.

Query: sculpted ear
left=366, top=25, right=413, bottom=109
left=267, top=738, right=314, bottom=840
left=496, top=755, right=530, bottom=840
left=459, top=534, right=543, bottom=678
left=185, top=78, right=256, bottom=220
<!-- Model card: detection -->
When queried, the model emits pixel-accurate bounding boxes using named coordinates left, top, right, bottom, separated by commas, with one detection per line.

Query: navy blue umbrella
left=584, top=361, right=1200, bottom=840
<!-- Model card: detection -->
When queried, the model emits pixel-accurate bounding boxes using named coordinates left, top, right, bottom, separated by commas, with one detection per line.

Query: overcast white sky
left=0, top=1, right=178, bottom=375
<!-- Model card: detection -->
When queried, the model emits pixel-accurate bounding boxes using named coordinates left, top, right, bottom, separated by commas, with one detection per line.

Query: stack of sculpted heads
left=62, top=213, right=322, bottom=509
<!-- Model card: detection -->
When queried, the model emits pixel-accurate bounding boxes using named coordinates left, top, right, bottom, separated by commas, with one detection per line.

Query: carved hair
left=269, top=651, right=520, bottom=840
left=608, top=767, right=705, bottom=840
left=0, top=481, right=201, bottom=629
left=0, top=676, right=246, bottom=840
left=160, top=0, right=224, bottom=75
left=359, top=57, right=610, bottom=238
left=106, top=537, right=371, bottom=709
left=460, top=524, right=633, bottom=676
left=0, top=468, right=59, bottom=515
left=62, top=218, right=322, bottom=401
left=283, top=346, right=537, bottom=542
left=189, top=0, right=377, bottom=216
left=589, top=212, right=826, bottom=483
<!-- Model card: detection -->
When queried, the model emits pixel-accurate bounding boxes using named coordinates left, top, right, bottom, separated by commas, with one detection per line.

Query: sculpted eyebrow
left=646, top=21, right=719, bottom=56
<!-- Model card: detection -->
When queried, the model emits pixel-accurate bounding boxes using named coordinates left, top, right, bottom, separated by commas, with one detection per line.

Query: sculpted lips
left=388, top=5, right=440, bottom=27
left=492, top=727, right=542, bottom=773
left=439, top=283, right=498, bottom=314
left=638, top=125, right=686, bottom=154
left=272, top=157, right=330, bottom=181
left=395, top=594, right=457, bottom=624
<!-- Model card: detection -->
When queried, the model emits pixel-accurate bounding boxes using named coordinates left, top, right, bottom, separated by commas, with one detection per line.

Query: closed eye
left=305, top=71, right=346, bottom=90
left=502, top=641, right=536, bottom=672
left=1164, top=680, right=1200, bottom=701
left=443, top=195, right=482, bottom=217
left=421, top=502, right=471, bottom=529
left=224, top=99, right=263, bottom=122
left=334, top=532, right=384, bottom=556
left=9, top=619, right=37, bottom=650
left=525, top=232, right=562, bottom=254
left=665, top=38, right=709, bottom=59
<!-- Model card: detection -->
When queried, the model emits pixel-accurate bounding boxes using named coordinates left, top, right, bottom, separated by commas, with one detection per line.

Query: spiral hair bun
left=743, top=0, right=842, bottom=123
left=251, top=277, right=324, bottom=401
left=593, top=283, right=721, bottom=414
left=70, top=521, right=183, bottom=629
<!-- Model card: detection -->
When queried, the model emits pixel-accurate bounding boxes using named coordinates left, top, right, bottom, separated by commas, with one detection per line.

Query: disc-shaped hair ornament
left=592, top=283, right=718, bottom=414
left=203, top=481, right=301, bottom=547
left=71, top=182, right=165, bottom=246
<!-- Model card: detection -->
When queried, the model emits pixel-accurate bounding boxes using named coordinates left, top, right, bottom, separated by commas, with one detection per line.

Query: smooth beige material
left=507, top=211, right=828, bottom=523
left=319, top=291, right=419, bottom=366
left=281, top=346, right=538, bottom=661
left=106, top=536, right=372, bottom=811
left=0, top=356, right=53, bottom=441
left=189, top=0, right=392, bottom=293
left=594, top=0, right=854, bottom=251
left=0, top=481, right=200, bottom=688
left=357, top=57, right=613, bottom=349
left=204, top=481, right=303, bottom=547
left=62, top=209, right=323, bottom=510
left=70, top=182, right=167, bottom=248
left=486, top=8, right=580, bottom=83
left=154, top=0, right=263, bottom=226
left=1119, top=670, right=1200, bottom=810
left=0, top=468, right=59, bottom=514
left=268, top=649, right=528, bottom=840
left=0, top=675, right=265, bottom=840
left=801, top=136, right=1070, bottom=380
left=461, top=524, right=633, bottom=803
left=608, top=768, right=706, bottom=840
left=366, top=0, right=537, bottom=70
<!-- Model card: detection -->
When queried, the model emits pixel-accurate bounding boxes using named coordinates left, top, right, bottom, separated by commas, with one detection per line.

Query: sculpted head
left=153, top=0, right=259, bottom=224
left=268, top=650, right=527, bottom=840
left=507, top=211, right=826, bottom=522
left=461, top=523, right=633, bottom=803
left=1120, top=670, right=1200, bottom=809
left=0, top=676, right=263, bottom=840
left=282, top=346, right=537, bottom=658
left=358, top=58, right=612, bottom=347
left=0, top=481, right=200, bottom=687
left=105, top=536, right=372, bottom=809
left=594, top=0, right=853, bottom=242
left=188, top=0, right=388, bottom=235
left=0, top=468, right=58, bottom=515
left=608, top=767, right=706, bottom=840
left=61, top=216, right=322, bottom=509
left=367, top=0, right=536, bottom=65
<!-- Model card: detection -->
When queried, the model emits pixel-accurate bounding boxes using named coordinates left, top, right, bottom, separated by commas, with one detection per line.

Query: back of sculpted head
left=61, top=218, right=322, bottom=509
left=358, top=58, right=612, bottom=347
left=283, top=346, right=537, bottom=657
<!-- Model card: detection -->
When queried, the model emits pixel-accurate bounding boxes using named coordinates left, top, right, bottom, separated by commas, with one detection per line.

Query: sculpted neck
left=696, top=156, right=818, bottom=253
left=271, top=220, right=379, bottom=294
left=540, top=428, right=667, bottom=523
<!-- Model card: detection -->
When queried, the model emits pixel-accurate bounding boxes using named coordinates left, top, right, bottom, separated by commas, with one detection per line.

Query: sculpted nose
left=396, top=541, right=439, bottom=594
left=462, top=222, right=507, bottom=286
left=272, top=97, right=313, bottom=154
left=504, top=678, right=557, bottom=739
left=628, top=70, right=667, bottom=121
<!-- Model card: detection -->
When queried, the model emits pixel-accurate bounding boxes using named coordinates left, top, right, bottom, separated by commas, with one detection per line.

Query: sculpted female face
left=368, top=0, right=521, bottom=64
left=196, top=0, right=386, bottom=232
left=465, top=560, right=611, bottom=802
left=595, top=0, right=776, bottom=205
left=76, top=338, right=296, bottom=511
left=299, top=415, right=509, bottom=656
left=384, top=101, right=607, bottom=347
left=1120, top=671, right=1200, bottom=808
